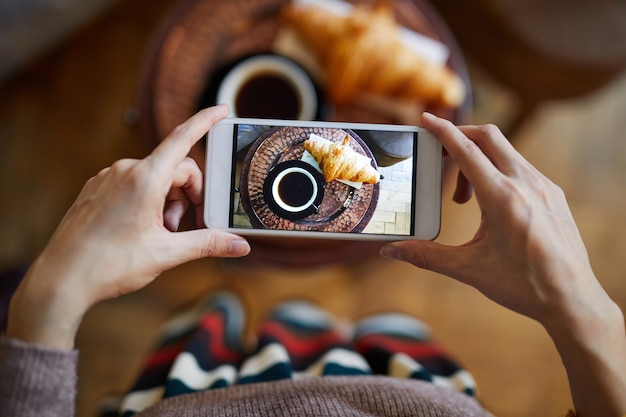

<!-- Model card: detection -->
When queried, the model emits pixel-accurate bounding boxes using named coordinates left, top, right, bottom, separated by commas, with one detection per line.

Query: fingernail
left=380, top=244, right=403, bottom=261
left=421, top=111, right=437, bottom=121
left=228, top=239, right=250, bottom=257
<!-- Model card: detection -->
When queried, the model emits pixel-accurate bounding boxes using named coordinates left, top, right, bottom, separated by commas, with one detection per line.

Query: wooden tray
left=138, top=0, right=472, bottom=150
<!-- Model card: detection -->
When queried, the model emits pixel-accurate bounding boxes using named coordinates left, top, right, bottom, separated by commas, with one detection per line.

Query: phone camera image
left=230, top=123, right=419, bottom=237
left=263, top=161, right=325, bottom=220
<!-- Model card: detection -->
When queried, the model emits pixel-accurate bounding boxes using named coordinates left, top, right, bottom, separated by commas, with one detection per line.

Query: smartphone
left=204, top=118, right=442, bottom=241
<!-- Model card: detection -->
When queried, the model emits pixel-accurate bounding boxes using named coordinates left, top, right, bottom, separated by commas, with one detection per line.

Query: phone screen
left=228, top=123, right=418, bottom=236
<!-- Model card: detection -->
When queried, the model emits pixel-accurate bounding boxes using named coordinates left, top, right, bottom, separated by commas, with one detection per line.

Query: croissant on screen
left=303, top=135, right=380, bottom=184
left=281, top=2, right=465, bottom=108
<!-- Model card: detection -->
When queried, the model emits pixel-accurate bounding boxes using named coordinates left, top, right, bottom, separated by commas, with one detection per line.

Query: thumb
left=165, top=229, right=250, bottom=266
left=380, top=240, right=458, bottom=276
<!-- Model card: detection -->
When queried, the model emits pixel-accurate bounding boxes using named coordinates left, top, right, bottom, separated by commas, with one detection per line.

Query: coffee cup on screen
left=263, top=161, right=324, bottom=220
left=216, top=54, right=318, bottom=120
left=272, top=167, right=319, bottom=213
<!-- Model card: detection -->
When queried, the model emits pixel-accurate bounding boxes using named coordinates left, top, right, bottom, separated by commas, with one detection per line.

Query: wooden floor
left=1, top=1, right=625, bottom=416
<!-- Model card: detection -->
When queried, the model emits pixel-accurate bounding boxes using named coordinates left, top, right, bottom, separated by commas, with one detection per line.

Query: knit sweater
left=0, top=336, right=492, bottom=417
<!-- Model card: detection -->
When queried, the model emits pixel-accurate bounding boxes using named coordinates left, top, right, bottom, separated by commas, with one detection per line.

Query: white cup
left=217, top=54, right=318, bottom=120
left=271, top=167, right=319, bottom=212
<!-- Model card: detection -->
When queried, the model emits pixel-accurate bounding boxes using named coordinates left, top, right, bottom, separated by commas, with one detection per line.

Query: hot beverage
left=262, top=160, right=325, bottom=220
left=235, top=73, right=300, bottom=119
left=217, top=54, right=318, bottom=120
left=272, top=167, right=318, bottom=212
left=276, top=170, right=315, bottom=208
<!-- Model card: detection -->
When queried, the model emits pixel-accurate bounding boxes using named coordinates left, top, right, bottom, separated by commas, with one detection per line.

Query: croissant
left=303, top=135, right=380, bottom=184
left=281, top=2, right=465, bottom=108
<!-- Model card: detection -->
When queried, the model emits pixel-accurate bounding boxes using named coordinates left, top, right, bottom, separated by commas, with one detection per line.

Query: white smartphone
left=204, top=118, right=442, bottom=241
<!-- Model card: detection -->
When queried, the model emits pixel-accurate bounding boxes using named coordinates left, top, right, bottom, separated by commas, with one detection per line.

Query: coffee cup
left=217, top=54, right=318, bottom=120
left=263, top=161, right=324, bottom=220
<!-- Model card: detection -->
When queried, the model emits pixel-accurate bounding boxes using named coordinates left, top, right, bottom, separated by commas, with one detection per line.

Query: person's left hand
left=7, top=105, right=250, bottom=349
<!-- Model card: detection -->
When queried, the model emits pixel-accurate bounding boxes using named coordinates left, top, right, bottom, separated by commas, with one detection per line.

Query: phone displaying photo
left=205, top=118, right=442, bottom=241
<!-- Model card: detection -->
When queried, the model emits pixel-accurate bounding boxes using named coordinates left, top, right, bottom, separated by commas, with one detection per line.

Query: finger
left=452, top=170, right=474, bottom=204
left=458, top=124, right=523, bottom=174
left=170, top=157, right=204, bottom=206
left=421, top=112, right=502, bottom=194
left=165, top=230, right=250, bottom=266
left=150, top=105, right=229, bottom=173
left=160, top=158, right=205, bottom=231
left=163, top=188, right=189, bottom=231
left=380, top=240, right=462, bottom=278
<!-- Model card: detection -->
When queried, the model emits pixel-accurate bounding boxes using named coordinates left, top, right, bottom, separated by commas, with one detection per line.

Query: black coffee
left=278, top=172, right=314, bottom=207
left=236, top=73, right=301, bottom=119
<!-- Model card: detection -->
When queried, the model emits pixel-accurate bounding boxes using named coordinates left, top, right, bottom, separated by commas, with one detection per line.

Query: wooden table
left=430, top=0, right=626, bottom=136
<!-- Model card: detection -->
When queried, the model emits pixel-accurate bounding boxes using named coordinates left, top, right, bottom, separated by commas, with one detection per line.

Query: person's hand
left=381, top=112, right=614, bottom=327
left=7, top=105, right=250, bottom=349
left=382, top=113, right=626, bottom=417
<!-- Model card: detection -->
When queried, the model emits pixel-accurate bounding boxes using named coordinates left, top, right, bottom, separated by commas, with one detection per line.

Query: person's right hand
left=382, top=112, right=613, bottom=326
left=382, top=113, right=626, bottom=417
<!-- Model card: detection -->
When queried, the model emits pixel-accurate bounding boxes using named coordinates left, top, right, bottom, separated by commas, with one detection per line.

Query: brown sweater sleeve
left=0, top=336, right=78, bottom=417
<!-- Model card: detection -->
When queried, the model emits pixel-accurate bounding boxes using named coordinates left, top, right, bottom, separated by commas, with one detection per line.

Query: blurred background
left=1, top=0, right=625, bottom=416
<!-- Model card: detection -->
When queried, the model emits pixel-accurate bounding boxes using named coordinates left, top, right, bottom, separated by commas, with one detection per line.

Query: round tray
left=138, top=0, right=472, bottom=151
left=239, top=126, right=379, bottom=233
